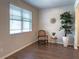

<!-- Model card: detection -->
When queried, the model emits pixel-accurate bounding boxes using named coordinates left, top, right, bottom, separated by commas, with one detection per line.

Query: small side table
left=51, top=36, right=57, bottom=44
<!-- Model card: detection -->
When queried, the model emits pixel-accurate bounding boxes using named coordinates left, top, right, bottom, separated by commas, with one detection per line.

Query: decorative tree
left=60, top=11, right=73, bottom=37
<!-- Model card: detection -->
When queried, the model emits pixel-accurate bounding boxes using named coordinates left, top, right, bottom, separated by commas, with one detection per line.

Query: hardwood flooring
left=6, top=42, right=79, bottom=59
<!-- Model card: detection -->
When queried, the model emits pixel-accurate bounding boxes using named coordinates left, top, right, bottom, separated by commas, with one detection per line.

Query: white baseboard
left=56, top=42, right=63, bottom=45
left=74, top=44, right=79, bottom=49
left=1, top=39, right=37, bottom=59
left=78, top=44, right=79, bottom=47
left=74, top=46, right=78, bottom=49
left=50, top=41, right=74, bottom=47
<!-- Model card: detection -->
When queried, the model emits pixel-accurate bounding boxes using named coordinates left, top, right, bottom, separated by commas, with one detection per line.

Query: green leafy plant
left=60, top=11, right=73, bottom=36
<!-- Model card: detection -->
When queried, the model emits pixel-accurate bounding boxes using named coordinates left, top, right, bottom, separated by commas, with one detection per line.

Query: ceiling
left=24, top=0, right=75, bottom=9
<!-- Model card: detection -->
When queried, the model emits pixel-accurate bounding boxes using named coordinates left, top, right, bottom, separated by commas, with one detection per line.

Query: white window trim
left=10, top=4, right=32, bottom=34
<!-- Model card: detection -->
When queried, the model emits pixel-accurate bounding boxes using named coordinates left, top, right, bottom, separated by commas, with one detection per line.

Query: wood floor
left=6, top=42, right=79, bottom=59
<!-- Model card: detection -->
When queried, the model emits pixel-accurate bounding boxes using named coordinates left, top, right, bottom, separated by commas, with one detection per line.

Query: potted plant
left=60, top=11, right=73, bottom=47
left=51, top=32, right=57, bottom=44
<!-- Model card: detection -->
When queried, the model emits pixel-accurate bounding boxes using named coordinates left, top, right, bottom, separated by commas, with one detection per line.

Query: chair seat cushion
left=38, top=36, right=47, bottom=40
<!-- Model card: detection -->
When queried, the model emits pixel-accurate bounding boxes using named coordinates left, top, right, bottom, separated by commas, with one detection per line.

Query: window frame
left=10, top=4, right=32, bottom=34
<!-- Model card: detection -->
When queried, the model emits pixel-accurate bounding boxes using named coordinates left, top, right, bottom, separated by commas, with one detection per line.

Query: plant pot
left=63, top=36, right=69, bottom=47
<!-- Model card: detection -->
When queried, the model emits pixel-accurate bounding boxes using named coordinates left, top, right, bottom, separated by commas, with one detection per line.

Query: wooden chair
left=38, top=30, right=48, bottom=45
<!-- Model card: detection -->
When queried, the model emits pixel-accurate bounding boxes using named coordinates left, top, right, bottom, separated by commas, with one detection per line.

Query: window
left=10, top=4, right=32, bottom=34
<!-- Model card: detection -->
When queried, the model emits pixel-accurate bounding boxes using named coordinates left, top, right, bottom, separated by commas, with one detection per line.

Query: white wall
left=75, top=1, right=79, bottom=47
left=39, top=5, right=75, bottom=45
left=75, top=0, right=79, bottom=7
left=0, top=0, right=39, bottom=58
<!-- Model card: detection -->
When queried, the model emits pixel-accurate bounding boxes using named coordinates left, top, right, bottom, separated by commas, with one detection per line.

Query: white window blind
left=10, top=4, right=32, bottom=34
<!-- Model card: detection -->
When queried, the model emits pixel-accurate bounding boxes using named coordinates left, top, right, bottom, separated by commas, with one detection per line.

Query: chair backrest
left=38, top=30, right=46, bottom=37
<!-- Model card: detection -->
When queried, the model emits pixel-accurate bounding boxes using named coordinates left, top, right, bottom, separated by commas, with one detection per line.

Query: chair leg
left=38, top=40, right=48, bottom=46
left=46, top=40, right=48, bottom=46
left=38, top=40, right=40, bottom=46
left=38, top=40, right=42, bottom=46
